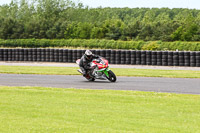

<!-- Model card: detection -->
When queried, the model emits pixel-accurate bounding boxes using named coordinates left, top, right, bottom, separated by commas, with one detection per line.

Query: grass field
left=0, top=86, right=200, bottom=133
left=0, top=65, right=200, bottom=78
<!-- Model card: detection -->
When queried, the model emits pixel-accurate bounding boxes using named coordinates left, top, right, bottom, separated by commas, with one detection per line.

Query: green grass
left=0, top=86, right=199, bottom=132
left=0, top=65, right=77, bottom=75
left=0, top=65, right=200, bottom=78
left=112, top=68, right=200, bottom=78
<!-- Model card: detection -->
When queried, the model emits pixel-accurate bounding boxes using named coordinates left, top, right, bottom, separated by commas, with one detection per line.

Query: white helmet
left=85, top=50, right=92, bottom=60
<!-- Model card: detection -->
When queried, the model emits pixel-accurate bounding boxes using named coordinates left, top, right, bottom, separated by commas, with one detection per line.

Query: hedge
left=0, top=39, right=200, bottom=51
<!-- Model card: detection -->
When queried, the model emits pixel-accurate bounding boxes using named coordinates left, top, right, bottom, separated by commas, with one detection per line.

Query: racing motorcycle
left=76, top=57, right=117, bottom=82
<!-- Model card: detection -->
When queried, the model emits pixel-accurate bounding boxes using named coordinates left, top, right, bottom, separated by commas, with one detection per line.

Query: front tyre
left=107, top=70, right=116, bottom=82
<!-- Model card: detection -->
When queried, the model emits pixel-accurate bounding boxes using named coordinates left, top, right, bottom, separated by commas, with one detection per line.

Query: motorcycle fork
left=103, top=68, right=110, bottom=77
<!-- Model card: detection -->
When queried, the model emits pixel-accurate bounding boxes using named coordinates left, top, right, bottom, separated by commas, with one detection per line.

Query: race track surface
left=0, top=74, right=199, bottom=94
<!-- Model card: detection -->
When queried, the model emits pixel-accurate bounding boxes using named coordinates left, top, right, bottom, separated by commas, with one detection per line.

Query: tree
left=102, top=19, right=124, bottom=40
left=0, top=1, right=200, bottom=41
left=64, top=22, right=78, bottom=39
left=123, top=21, right=140, bottom=40
left=171, top=26, right=184, bottom=41
left=90, top=27, right=104, bottom=39
left=76, top=22, right=93, bottom=39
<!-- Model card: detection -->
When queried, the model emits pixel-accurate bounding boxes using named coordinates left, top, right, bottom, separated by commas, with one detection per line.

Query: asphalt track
left=0, top=74, right=199, bottom=94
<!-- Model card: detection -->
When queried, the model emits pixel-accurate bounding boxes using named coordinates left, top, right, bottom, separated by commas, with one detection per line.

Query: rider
left=79, top=50, right=100, bottom=77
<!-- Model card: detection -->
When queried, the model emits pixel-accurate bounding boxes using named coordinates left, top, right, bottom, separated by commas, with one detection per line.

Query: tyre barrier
left=106, top=50, right=111, bottom=63
left=136, top=51, right=141, bottom=65
left=110, top=50, right=116, bottom=64
left=184, top=52, right=190, bottom=67
left=168, top=51, right=173, bottom=66
left=121, top=50, right=126, bottom=65
left=0, top=48, right=200, bottom=67
left=125, top=50, right=131, bottom=65
left=173, top=52, right=179, bottom=66
left=141, top=51, right=146, bottom=65
left=162, top=51, right=168, bottom=66
left=130, top=50, right=136, bottom=65
left=146, top=51, right=152, bottom=65
left=157, top=51, right=162, bottom=66
left=196, top=52, right=200, bottom=67
left=115, top=50, right=121, bottom=64
left=152, top=51, right=157, bottom=65
left=179, top=52, right=184, bottom=66
left=67, top=49, right=72, bottom=63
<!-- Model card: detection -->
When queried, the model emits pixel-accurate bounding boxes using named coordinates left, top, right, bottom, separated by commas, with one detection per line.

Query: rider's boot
left=80, top=67, right=86, bottom=77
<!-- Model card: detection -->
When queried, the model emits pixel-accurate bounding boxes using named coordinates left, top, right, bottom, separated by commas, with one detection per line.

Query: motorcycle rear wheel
left=85, top=75, right=95, bottom=81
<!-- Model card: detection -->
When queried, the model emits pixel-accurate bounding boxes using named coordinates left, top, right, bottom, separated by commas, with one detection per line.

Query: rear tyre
left=86, top=77, right=95, bottom=81
left=85, top=72, right=95, bottom=81
left=107, top=70, right=116, bottom=82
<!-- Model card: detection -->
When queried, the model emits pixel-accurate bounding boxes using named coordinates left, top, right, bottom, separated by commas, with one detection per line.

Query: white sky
left=0, top=0, right=199, bottom=9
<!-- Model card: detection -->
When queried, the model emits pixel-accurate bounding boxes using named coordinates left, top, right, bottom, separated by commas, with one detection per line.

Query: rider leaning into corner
left=79, top=50, right=100, bottom=77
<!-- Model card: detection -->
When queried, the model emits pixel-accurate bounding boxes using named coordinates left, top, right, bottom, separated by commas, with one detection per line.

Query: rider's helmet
left=84, top=50, right=93, bottom=60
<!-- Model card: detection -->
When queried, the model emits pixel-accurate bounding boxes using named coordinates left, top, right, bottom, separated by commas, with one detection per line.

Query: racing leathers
left=79, top=54, right=100, bottom=76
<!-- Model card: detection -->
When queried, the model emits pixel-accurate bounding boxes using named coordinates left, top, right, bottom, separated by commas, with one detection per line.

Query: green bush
left=0, top=39, right=200, bottom=51
left=142, top=41, right=160, bottom=50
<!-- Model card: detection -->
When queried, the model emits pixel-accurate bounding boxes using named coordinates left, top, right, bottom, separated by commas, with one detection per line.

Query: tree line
left=0, top=0, right=200, bottom=41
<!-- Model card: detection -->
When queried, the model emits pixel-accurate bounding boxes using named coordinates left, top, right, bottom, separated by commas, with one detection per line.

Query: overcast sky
left=0, top=0, right=199, bottom=9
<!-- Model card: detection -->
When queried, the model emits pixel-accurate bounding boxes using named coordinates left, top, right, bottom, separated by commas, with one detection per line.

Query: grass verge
left=0, top=86, right=200, bottom=133
left=0, top=65, right=200, bottom=78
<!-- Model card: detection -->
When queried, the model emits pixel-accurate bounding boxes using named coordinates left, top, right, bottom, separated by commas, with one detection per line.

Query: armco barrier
left=0, top=48, right=200, bottom=67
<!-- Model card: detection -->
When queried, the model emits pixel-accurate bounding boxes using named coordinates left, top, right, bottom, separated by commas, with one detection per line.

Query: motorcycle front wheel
left=107, top=70, right=117, bottom=82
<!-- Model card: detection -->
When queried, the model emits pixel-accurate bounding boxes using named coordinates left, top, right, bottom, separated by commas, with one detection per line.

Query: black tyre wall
left=41, top=49, right=46, bottom=62
left=184, top=52, right=190, bottom=66
left=63, top=49, right=68, bottom=62
left=157, top=51, right=162, bottom=66
left=141, top=51, right=146, bottom=65
left=125, top=50, right=131, bottom=64
left=45, top=49, right=50, bottom=62
left=32, top=49, right=37, bottom=61
left=130, top=50, right=136, bottom=65
left=8, top=49, right=12, bottom=61
left=110, top=50, right=116, bottom=64
left=106, top=50, right=111, bottom=63
left=77, top=50, right=82, bottom=60
left=168, top=51, right=173, bottom=66
left=179, top=52, right=184, bottom=66
left=173, top=52, right=179, bottom=66
left=50, top=49, right=54, bottom=62
left=196, top=52, right=200, bottom=67
left=162, top=51, right=168, bottom=66
left=1, top=48, right=200, bottom=67
left=120, top=50, right=126, bottom=64
left=3, top=49, right=8, bottom=61
left=115, top=50, right=121, bottom=64
left=67, top=49, right=72, bottom=63
left=151, top=51, right=157, bottom=65
left=189, top=52, right=196, bottom=67
left=136, top=51, right=141, bottom=65
left=0, top=49, right=3, bottom=61
left=146, top=51, right=152, bottom=65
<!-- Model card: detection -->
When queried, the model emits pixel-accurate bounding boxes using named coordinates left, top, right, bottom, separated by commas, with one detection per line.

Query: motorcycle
left=76, top=57, right=117, bottom=82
